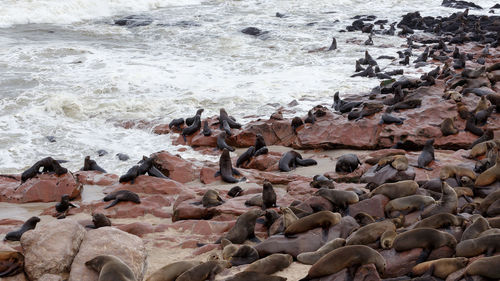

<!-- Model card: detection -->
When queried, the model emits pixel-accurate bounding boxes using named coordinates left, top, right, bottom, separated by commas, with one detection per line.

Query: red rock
left=380, top=248, right=423, bottom=278
left=200, top=165, right=219, bottom=184
left=191, top=132, right=218, bottom=147
left=296, top=196, right=334, bottom=213
left=243, top=153, right=281, bottom=171
left=172, top=200, right=221, bottom=222
left=74, top=171, right=118, bottom=186
left=152, top=124, right=171, bottom=135
left=363, top=149, right=407, bottom=165
left=104, top=175, right=183, bottom=195
left=314, top=268, right=349, bottom=281
left=287, top=180, right=316, bottom=201
left=348, top=194, right=389, bottom=220
left=325, top=163, right=371, bottom=183
left=116, top=222, right=154, bottom=237
left=428, top=246, right=455, bottom=260
left=0, top=173, right=81, bottom=203
left=192, top=244, right=219, bottom=256
left=151, top=151, right=197, bottom=183
left=231, top=118, right=296, bottom=147
left=360, top=165, right=415, bottom=186
left=353, top=264, right=381, bottom=281
left=247, top=170, right=310, bottom=185
left=326, top=216, right=360, bottom=241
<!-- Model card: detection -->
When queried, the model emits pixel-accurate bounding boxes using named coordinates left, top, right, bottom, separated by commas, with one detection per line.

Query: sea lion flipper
left=104, top=199, right=120, bottom=209
left=85, top=224, right=97, bottom=229
left=249, top=236, right=261, bottom=243
left=232, top=168, right=241, bottom=176
left=214, top=171, right=221, bottom=177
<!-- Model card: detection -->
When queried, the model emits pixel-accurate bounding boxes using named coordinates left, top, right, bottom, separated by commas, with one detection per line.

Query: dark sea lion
left=291, top=117, right=304, bottom=133
left=440, top=117, right=459, bottom=136
left=202, top=189, right=224, bottom=207
left=309, top=175, right=335, bottom=189
left=245, top=195, right=263, bottom=207
left=145, top=261, right=203, bottom=281
left=417, top=139, right=435, bottom=170
left=314, top=188, right=359, bottom=209
left=421, top=181, right=458, bottom=218
left=103, top=190, right=141, bottom=209
left=169, top=118, right=184, bottom=130
left=470, top=128, right=494, bottom=149
left=413, top=213, right=465, bottom=229
left=85, top=255, right=136, bottom=281
left=236, top=146, right=255, bottom=167
left=474, top=96, right=490, bottom=113
left=217, top=132, right=235, bottom=152
left=461, top=216, right=490, bottom=241
left=222, top=209, right=265, bottom=244
left=385, top=195, right=435, bottom=216
left=215, top=149, right=244, bottom=183
left=119, top=165, right=140, bottom=183
left=82, top=156, right=107, bottom=173
left=295, top=156, right=317, bottom=167
left=225, top=271, right=287, bottom=281
left=254, top=134, right=266, bottom=152
left=304, top=110, right=316, bottom=124
left=393, top=228, right=457, bottom=260
left=278, top=151, right=300, bottom=172
left=411, top=257, right=468, bottom=279
left=185, top=109, right=204, bottom=126
left=227, top=186, right=243, bottom=197
left=380, top=113, right=405, bottom=125
left=465, top=255, right=500, bottom=279
left=97, top=149, right=108, bottom=156
left=465, top=115, right=484, bottom=136
left=4, top=216, right=40, bottom=241
left=486, top=93, right=500, bottom=112
left=0, top=251, right=24, bottom=277
left=245, top=253, right=292, bottom=274
left=335, top=154, right=361, bottom=173
left=253, top=147, right=268, bottom=157
left=346, top=219, right=398, bottom=246
left=262, top=181, right=277, bottom=209
left=182, top=115, right=201, bottom=141
left=21, top=156, right=68, bottom=182
left=284, top=211, right=341, bottom=237
left=116, top=153, right=130, bottom=161
left=439, top=165, right=476, bottom=181
left=86, top=213, right=111, bottom=229
left=298, top=245, right=385, bottom=281
left=369, top=180, right=418, bottom=199
left=264, top=209, right=280, bottom=233
left=386, top=99, right=422, bottom=112
left=475, top=151, right=500, bottom=186
left=202, top=120, right=212, bottom=136
left=142, top=156, right=167, bottom=179
left=229, top=245, right=258, bottom=266
left=475, top=105, right=495, bottom=126
left=219, top=108, right=241, bottom=129
left=297, top=238, right=346, bottom=265
left=348, top=102, right=383, bottom=120
left=456, top=234, right=500, bottom=257
left=55, top=194, right=78, bottom=217
left=222, top=119, right=232, bottom=135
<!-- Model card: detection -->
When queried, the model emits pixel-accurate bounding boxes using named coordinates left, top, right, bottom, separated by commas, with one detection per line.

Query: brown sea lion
left=421, top=182, right=458, bottom=218
left=468, top=140, right=500, bottom=158
left=103, top=190, right=140, bottom=209
left=145, top=261, right=203, bottom=281
left=236, top=146, right=255, bottom=168
left=86, top=213, right=111, bottom=229
left=385, top=195, right=435, bottom=216
left=456, top=234, right=500, bottom=257
left=461, top=216, right=490, bottom=241
left=488, top=217, right=500, bottom=228
left=225, top=271, right=287, bottom=281
left=215, top=148, right=244, bottom=183
left=222, top=209, right=265, bottom=244
left=219, top=108, right=241, bottom=129
left=21, top=156, right=68, bottom=182
left=456, top=102, right=471, bottom=119
left=0, top=251, right=24, bottom=277
left=465, top=255, right=500, bottom=279
left=335, top=154, right=361, bottom=173
left=353, top=212, right=376, bottom=226
left=413, top=213, right=465, bottom=229
left=417, top=139, right=435, bottom=170
left=82, top=156, right=107, bottom=173
left=85, top=255, right=136, bottom=281
left=478, top=190, right=500, bottom=214
left=439, top=165, right=476, bottom=181
left=346, top=219, right=399, bottom=247
left=411, top=257, right=468, bottom=279
left=474, top=95, right=490, bottom=113
left=284, top=211, right=341, bottom=237
left=296, top=238, right=346, bottom=265
left=185, top=109, right=204, bottom=126
left=202, top=189, right=224, bottom=208
left=217, top=132, right=235, bottom=152
left=470, top=129, right=494, bottom=149
left=4, top=216, right=40, bottom=241
left=393, top=228, right=457, bottom=260
left=280, top=207, right=298, bottom=229
left=376, top=155, right=409, bottom=171
left=380, top=229, right=397, bottom=249
left=244, top=195, right=263, bottom=207
left=221, top=238, right=238, bottom=261
left=298, top=245, right=385, bottom=281
left=440, top=117, right=459, bottom=136
left=314, top=188, right=359, bottom=210
left=176, top=260, right=231, bottom=281
left=262, top=181, right=277, bottom=209
left=475, top=151, right=500, bottom=186
left=244, top=254, right=293, bottom=274
left=369, top=180, right=418, bottom=200
left=229, top=245, right=259, bottom=266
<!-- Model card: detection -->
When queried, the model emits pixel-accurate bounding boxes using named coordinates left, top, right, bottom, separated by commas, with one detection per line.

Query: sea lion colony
left=1, top=5, right=500, bottom=281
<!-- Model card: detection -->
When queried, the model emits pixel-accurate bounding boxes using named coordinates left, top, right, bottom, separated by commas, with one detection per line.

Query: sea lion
left=456, top=234, right=500, bottom=257
left=262, top=181, right=277, bottom=209
left=417, top=139, right=435, bottom=170
left=465, top=255, right=500, bottom=279
left=475, top=151, right=500, bottom=186
left=254, top=134, right=266, bottom=152
left=478, top=190, right=500, bottom=214
left=215, top=149, right=244, bottom=183
left=103, top=190, right=141, bottom=209
left=229, top=245, right=259, bottom=266
left=468, top=140, right=500, bottom=159
left=264, top=210, right=280, bottom=232
left=278, top=151, right=300, bottom=172
left=314, top=188, right=359, bottom=210
left=421, top=181, right=458, bottom=218
left=440, top=118, right=459, bottom=136
left=439, top=165, right=476, bottom=181
left=280, top=207, right=298, bottom=228
left=380, top=229, right=397, bottom=249
left=176, top=260, right=231, bottom=281
left=411, top=257, right=468, bottom=279
left=85, top=255, right=136, bottom=281
left=298, top=245, right=385, bottom=281
left=474, top=96, right=490, bottom=113
left=21, top=156, right=68, bottom=182
left=86, top=213, right=111, bottom=229
left=225, top=272, right=287, bottom=281
left=222, top=209, right=264, bottom=244
left=4, top=216, right=40, bottom=241
left=486, top=93, right=500, bottom=112
left=82, top=156, right=107, bottom=173
left=253, top=147, right=268, bottom=157
left=461, top=216, right=490, bottom=241
left=393, top=228, right=457, bottom=259
left=465, top=115, right=484, bottom=137
left=145, top=261, right=203, bottom=281
left=291, top=117, right=304, bottom=133
left=245, top=253, right=293, bottom=274
left=456, top=102, right=470, bottom=119
left=304, top=110, right=316, bottom=124
left=380, top=113, right=405, bottom=125
left=0, top=251, right=24, bottom=277
left=202, top=189, right=224, bottom=207
left=284, top=211, right=341, bottom=237
left=335, top=154, right=361, bottom=173
left=346, top=219, right=398, bottom=247
left=236, top=146, right=255, bottom=167
left=309, top=175, right=335, bottom=189
left=348, top=102, right=383, bottom=120
left=141, top=156, right=167, bottom=179
left=55, top=194, right=78, bottom=214
left=182, top=115, right=201, bottom=141
left=116, top=153, right=130, bottom=161
left=413, top=213, right=465, bottom=229
left=376, top=155, right=409, bottom=171
left=222, top=119, right=232, bottom=135
left=470, top=129, right=494, bottom=148
left=119, top=165, right=140, bottom=183
left=385, top=195, right=436, bottom=216
left=475, top=105, right=495, bottom=126
left=227, top=186, right=243, bottom=197
left=169, top=118, right=184, bottom=130
left=297, top=238, right=346, bottom=265
left=219, top=108, right=241, bottom=129
left=217, top=132, right=235, bottom=152
left=185, top=109, right=204, bottom=126
left=353, top=212, right=375, bottom=226
left=221, top=238, right=238, bottom=261
left=244, top=195, right=263, bottom=207
left=202, top=120, right=212, bottom=136
left=369, top=180, right=418, bottom=199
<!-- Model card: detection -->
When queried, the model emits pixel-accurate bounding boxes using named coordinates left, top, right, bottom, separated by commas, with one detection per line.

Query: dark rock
left=114, top=15, right=153, bottom=27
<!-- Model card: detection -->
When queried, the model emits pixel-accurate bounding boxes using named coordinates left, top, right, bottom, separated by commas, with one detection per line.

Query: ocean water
left=0, top=0, right=496, bottom=174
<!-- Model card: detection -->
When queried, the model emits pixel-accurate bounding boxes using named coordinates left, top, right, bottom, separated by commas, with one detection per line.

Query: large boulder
left=348, top=194, right=390, bottom=219
left=68, top=227, right=147, bottom=281
left=151, top=151, right=197, bottom=183
left=21, top=219, right=86, bottom=280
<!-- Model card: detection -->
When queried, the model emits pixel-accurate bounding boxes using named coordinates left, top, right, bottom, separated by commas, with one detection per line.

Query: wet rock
left=75, top=171, right=118, bottom=186
left=68, top=227, right=147, bottom=281
left=241, top=27, right=264, bottom=36
left=21, top=219, right=86, bottom=280
left=151, top=151, right=197, bottom=183
left=348, top=194, right=390, bottom=219
left=104, top=175, right=183, bottom=195
left=380, top=248, right=423, bottom=278
left=360, top=165, right=415, bottom=187
left=254, top=228, right=324, bottom=258
left=441, top=0, right=482, bottom=9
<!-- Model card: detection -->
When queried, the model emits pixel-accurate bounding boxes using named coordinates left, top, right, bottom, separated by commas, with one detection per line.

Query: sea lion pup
left=225, top=272, right=287, bottom=281
left=369, top=180, right=418, bottom=200
left=4, top=216, right=40, bottom=241
left=202, top=189, right=224, bottom=207
left=254, top=134, right=266, bottom=152
left=55, top=194, right=78, bottom=218
left=470, top=128, right=494, bottom=149
left=215, top=149, right=244, bottom=183
left=413, top=213, right=465, bottom=229
left=176, top=260, right=231, bottom=281
left=21, top=156, right=68, bottom=182
left=380, top=229, right=397, bottom=249
left=439, top=165, right=476, bottom=181
left=85, top=255, right=136, bottom=281
left=474, top=96, right=490, bottom=114
left=421, top=181, right=458, bottom=218
left=314, top=188, right=359, bottom=210
left=280, top=207, right=298, bottom=229
left=465, top=115, right=484, bottom=137
left=411, top=257, right=468, bottom=279
left=309, top=174, right=335, bottom=189
left=464, top=255, right=500, bottom=279
left=475, top=152, right=500, bottom=186
left=417, top=139, right=435, bottom=170
left=221, top=238, right=239, bottom=260
left=229, top=245, right=259, bottom=266
left=82, top=156, right=107, bottom=173
left=440, top=117, right=459, bottom=136
left=456, top=102, right=470, bottom=119
left=227, top=186, right=243, bottom=197
left=103, top=190, right=141, bottom=209
left=217, top=132, right=235, bottom=152
left=0, top=251, right=24, bottom=277
left=245, top=253, right=293, bottom=274
left=346, top=219, right=399, bottom=247
left=380, top=113, right=405, bottom=125
left=222, top=119, right=232, bottom=135
left=186, top=108, right=204, bottom=126
left=456, top=234, right=500, bottom=257
left=353, top=212, right=375, bottom=226
left=236, top=146, right=255, bottom=168
left=262, top=181, right=277, bottom=209
left=375, top=155, right=409, bottom=171
left=284, top=211, right=341, bottom=237
left=202, top=120, right=212, bottom=136
left=182, top=115, right=201, bottom=141
left=86, top=213, right=111, bottom=229
left=298, top=245, right=385, bottom=281
left=145, top=261, right=203, bottom=281
left=297, top=238, right=346, bottom=265
left=221, top=209, right=265, bottom=244
left=244, top=195, right=262, bottom=207
left=393, top=228, right=457, bottom=261
left=384, top=195, right=436, bottom=217
left=478, top=190, right=500, bottom=214
left=335, top=153, right=361, bottom=173
left=169, top=118, right=184, bottom=130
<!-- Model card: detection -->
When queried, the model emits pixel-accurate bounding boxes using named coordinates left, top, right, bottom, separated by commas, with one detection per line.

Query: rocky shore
left=1, top=5, right=500, bottom=281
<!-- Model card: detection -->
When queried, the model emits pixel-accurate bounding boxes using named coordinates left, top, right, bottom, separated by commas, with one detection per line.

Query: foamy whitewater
left=0, top=0, right=496, bottom=174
